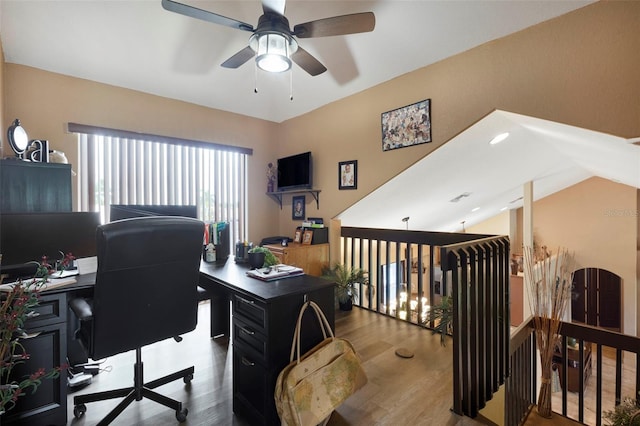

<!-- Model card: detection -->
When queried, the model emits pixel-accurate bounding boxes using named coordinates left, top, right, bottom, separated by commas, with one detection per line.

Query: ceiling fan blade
left=293, top=12, right=375, bottom=38
left=162, top=0, right=254, bottom=32
left=262, top=0, right=286, bottom=16
left=291, top=47, right=327, bottom=76
left=221, top=46, right=256, bottom=69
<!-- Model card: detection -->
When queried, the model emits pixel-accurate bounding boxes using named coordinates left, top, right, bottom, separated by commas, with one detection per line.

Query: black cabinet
left=199, top=261, right=336, bottom=425
left=2, top=293, right=68, bottom=425
left=0, top=160, right=72, bottom=213
left=231, top=289, right=334, bottom=425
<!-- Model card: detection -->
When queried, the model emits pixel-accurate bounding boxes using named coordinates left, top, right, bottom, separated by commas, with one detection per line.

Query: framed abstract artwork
left=381, top=99, right=431, bottom=151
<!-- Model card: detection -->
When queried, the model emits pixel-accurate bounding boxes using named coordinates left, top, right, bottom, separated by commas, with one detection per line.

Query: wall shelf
left=267, top=189, right=321, bottom=209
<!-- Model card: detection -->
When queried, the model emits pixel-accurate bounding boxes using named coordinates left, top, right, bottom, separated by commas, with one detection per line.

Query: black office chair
left=70, top=216, right=204, bottom=424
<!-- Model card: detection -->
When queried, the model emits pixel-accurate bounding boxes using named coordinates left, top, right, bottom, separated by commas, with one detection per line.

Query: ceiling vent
left=509, top=196, right=524, bottom=204
left=449, top=192, right=471, bottom=203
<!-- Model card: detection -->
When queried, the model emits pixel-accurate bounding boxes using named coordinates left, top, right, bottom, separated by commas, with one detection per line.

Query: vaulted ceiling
left=0, top=0, right=593, bottom=123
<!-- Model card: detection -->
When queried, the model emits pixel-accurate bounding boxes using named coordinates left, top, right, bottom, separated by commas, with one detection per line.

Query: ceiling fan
left=161, top=0, right=375, bottom=76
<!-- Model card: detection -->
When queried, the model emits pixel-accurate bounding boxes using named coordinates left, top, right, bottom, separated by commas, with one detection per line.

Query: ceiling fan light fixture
left=251, top=32, right=297, bottom=73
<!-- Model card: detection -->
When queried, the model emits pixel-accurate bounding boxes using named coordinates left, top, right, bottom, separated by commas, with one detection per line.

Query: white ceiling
left=0, top=0, right=594, bottom=123
left=336, top=110, right=640, bottom=232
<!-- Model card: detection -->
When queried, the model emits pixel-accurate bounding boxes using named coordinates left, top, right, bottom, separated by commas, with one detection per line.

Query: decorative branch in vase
left=0, top=256, right=69, bottom=416
left=524, top=245, right=574, bottom=418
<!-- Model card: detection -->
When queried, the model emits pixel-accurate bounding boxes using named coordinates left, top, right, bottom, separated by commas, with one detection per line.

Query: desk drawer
left=233, top=317, right=267, bottom=363
left=25, top=292, right=67, bottom=330
left=233, top=294, right=266, bottom=332
left=233, top=346, right=268, bottom=424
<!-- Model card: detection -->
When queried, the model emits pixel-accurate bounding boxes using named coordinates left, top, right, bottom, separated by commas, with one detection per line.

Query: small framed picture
left=292, top=195, right=305, bottom=220
left=294, top=228, right=302, bottom=243
left=302, top=229, right=313, bottom=245
left=338, top=160, right=357, bottom=190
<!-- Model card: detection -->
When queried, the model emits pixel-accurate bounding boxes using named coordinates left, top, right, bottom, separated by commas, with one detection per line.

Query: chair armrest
left=69, top=298, right=93, bottom=321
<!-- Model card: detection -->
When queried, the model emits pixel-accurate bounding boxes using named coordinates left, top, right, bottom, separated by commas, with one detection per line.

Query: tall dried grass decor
left=524, top=246, right=574, bottom=418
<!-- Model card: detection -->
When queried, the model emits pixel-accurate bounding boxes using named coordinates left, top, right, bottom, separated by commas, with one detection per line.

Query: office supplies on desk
left=246, top=264, right=304, bottom=281
left=0, top=276, right=77, bottom=292
left=51, top=269, right=79, bottom=278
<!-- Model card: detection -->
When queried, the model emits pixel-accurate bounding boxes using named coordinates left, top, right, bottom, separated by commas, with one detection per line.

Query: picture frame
left=338, top=160, right=358, bottom=190
left=293, top=228, right=302, bottom=243
left=302, top=229, right=313, bottom=245
left=292, top=195, right=305, bottom=220
left=381, top=99, right=432, bottom=151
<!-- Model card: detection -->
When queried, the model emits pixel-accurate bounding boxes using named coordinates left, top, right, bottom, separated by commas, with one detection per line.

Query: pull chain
left=289, top=69, right=293, bottom=101
left=254, top=61, right=258, bottom=94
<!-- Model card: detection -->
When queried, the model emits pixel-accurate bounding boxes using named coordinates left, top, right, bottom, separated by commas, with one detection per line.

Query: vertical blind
left=70, top=123, right=251, bottom=246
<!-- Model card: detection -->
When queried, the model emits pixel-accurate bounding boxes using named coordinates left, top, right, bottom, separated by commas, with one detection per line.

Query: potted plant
left=0, top=258, right=66, bottom=416
left=322, top=264, right=368, bottom=311
left=247, top=246, right=278, bottom=269
left=603, top=395, right=640, bottom=426
left=424, top=296, right=453, bottom=346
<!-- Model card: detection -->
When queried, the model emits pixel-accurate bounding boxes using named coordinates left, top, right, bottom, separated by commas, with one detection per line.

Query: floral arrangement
left=0, top=254, right=71, bottom=415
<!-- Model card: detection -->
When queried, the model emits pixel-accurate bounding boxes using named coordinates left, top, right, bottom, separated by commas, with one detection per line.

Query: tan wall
left=466, top=211, right=510, bottom=236
left=1, top=65, right=280, bottom=243
left=533, top=177, right=637, bottom=334
left=472, top=178, right=638, bottom=334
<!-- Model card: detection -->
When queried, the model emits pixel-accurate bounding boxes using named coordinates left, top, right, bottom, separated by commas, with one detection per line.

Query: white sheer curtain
left=71, top=123, right=250, bottom=245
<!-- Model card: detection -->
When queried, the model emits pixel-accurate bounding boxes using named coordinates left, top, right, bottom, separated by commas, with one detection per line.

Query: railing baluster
left=578, top=339, right=585, bottom=423
left=616, top=348, right=623, bottom=405
left=596, top=344, right=603, bottom=426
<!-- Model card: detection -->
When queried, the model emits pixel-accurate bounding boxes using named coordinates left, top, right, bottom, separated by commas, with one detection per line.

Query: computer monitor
left=109, top=204, right=198, bottom=221
left=0, top=211, right=101, bottom=280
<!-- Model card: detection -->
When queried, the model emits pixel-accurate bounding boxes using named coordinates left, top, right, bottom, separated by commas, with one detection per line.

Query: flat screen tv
left=277, top=151, right=312, bottom=191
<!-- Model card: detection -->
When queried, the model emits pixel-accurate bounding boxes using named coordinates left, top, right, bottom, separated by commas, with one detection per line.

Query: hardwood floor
left=67, top=302, right=485, bottom=426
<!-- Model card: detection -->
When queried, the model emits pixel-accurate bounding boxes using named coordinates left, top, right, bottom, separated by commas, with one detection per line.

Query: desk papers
left=0, top=276, right=77, bottom=292
left=246, top=264, right=304, bottom=281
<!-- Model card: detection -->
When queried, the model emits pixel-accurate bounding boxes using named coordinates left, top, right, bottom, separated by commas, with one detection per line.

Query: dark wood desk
left=5, top=259, right=334, bottom=426
left=199, top=259, right=335, bottom=425
left=3, top=273, right=95, bottom=426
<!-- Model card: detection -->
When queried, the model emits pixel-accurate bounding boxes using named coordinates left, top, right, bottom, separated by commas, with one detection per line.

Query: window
left=69, top=123, right=251, bottom=247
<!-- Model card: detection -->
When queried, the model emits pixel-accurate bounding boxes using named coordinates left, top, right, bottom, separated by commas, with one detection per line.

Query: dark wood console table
left=199, top=259, right=335, bottom=425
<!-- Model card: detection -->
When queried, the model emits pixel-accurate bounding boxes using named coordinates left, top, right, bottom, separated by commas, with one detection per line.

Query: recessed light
left=489, top=132, right=509, bottom=145
left=500, top=206, right=508, bottom=211
left=471, top=207, right=480, bottom=212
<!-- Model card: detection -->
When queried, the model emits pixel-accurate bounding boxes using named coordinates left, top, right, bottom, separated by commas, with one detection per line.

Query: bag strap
left=289, top=300, right=335, bottom=363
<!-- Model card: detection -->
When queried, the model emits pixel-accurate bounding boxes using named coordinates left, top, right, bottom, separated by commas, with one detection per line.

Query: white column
left=523, top=181, right=534, bottom=321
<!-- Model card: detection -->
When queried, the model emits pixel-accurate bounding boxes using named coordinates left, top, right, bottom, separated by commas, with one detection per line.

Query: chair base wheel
left=176, top=407, right=188, bottom=422
left=74, top=403, right=87, bottom=419
left=183, top=373, right=193, bottom=384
